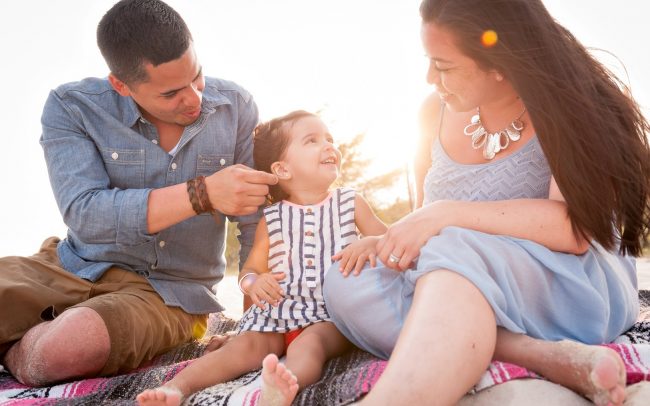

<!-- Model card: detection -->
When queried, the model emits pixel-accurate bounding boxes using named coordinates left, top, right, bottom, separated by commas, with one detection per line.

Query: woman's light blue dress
left=324, top=132, right=639, bottom=360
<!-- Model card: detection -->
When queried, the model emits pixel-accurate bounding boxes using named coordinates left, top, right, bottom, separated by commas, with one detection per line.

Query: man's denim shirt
left=39, top=77, right=260, bottom=314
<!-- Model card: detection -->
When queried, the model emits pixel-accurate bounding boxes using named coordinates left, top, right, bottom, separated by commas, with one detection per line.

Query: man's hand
left=205, top=164, right=278, bottom=216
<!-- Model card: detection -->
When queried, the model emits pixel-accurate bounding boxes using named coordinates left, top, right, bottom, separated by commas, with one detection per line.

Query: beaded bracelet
left=238, top=272, right=258, bottom=295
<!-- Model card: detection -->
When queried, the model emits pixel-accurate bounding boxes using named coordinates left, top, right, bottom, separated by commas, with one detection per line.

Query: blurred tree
left=225, top=132, right=413, bottom=274
left=337, top=133, right=412, bottom=224
left=225, top=221, right=241, bottom=275
left=374, top=198, right=412, bottom=225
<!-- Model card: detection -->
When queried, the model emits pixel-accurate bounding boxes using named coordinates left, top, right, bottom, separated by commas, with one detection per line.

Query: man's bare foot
left=136, top=385, right=184, bottom=406
left=538, top=341, right=626, bottom=406
left=260, top=354, right=299, bottom=406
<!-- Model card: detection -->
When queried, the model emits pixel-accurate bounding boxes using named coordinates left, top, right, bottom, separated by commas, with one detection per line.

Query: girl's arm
left=238, top=218, right=285, bottom=311
left=355, top=194, right=388, bottom=237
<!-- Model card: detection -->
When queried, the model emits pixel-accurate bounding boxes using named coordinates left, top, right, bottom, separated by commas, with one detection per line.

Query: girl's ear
left=271, top=162, right=292, bottom=180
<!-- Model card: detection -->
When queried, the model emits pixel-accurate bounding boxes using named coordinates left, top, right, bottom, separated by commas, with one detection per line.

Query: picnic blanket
left=2, top=291, right=650, bottom=405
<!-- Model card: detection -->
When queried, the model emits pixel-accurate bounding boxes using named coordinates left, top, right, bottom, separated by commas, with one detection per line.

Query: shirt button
left=307, top=259, right=313, bottom=266
left=220, top=158, right=226, bottom=166
left=159, top=240, right=166, bottom=248
left=306, top=208, right=313, bottom=214
left=111, top=152, right=119, bottom=160
left=305, top=231, right=314, bottom=237
left=152, top=139, right=158, bottom=145
left=171, top=162, right=177, bottom=170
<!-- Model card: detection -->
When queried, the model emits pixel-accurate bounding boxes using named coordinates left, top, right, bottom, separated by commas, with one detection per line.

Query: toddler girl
left=137, top=110, right=387, bottom=406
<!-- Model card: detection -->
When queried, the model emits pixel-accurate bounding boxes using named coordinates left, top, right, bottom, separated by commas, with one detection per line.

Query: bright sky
left=0, top=0, right=648, bottom=257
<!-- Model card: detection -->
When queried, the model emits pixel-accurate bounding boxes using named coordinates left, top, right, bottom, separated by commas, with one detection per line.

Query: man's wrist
left=186, top=175, right=215, bottom=215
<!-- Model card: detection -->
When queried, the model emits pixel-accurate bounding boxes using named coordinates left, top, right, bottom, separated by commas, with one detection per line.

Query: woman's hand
left=248, top=272, right=286, bottom=309
left=377, top=200, right=452, bottom=271
left=332, top=236, right=382, bottom=277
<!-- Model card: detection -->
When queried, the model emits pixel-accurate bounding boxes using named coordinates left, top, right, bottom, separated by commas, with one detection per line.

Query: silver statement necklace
left=463, top=106, right=526, bottom=160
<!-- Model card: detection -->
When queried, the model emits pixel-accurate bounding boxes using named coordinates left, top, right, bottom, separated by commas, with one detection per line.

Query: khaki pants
left=0, top=237, right=207, bottom=375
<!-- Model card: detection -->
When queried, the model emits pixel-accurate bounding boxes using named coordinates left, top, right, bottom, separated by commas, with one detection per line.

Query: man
left=0, top=0, right=276, bottom=386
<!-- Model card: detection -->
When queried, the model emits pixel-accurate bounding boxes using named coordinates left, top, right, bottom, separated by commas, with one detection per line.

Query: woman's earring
left=495, top=72, right=504, bottom=82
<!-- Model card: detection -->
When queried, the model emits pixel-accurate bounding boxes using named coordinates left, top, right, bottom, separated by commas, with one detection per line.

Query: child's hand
left=332, top=236, right=381, bottom=277
left=249, top=272, right=286, bottom=309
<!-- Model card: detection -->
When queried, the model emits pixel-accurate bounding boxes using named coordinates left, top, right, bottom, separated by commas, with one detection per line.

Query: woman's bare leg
left=494, top=329, right=626, bottom=405
left=259, top=322, right=351, bottom=406
left=361, top=270, right=497, bottom=405
left=137, top=331, right=284, bottom=406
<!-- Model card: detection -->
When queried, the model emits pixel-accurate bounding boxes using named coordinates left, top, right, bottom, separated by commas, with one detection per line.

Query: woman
left=324, top=0, right=650, bottom=404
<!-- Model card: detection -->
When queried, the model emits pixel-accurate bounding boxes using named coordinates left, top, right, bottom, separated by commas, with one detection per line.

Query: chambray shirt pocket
left=99, top=147, right=145, bottom=189
left=196, top=153, right=233, bottom=177
left=195, top=153, right=234, bottom=217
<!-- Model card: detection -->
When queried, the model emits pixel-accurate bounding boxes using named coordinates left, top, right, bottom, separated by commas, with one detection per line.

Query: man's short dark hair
left=97, top=0, right=193, bottom=85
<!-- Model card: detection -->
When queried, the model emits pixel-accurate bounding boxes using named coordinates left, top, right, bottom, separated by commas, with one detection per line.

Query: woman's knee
left=324, top=264, right=352, bottom=311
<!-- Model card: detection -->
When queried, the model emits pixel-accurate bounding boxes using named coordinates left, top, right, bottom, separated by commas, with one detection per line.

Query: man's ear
left=108, top=73, right=131, bottom=97
left=270, top=162, right=291, bottom=180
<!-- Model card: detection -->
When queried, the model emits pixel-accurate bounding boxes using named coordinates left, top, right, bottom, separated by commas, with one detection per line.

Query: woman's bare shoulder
left=418, top=92, right=444, bottom=151
left=419, top=92, right=443, bottom=136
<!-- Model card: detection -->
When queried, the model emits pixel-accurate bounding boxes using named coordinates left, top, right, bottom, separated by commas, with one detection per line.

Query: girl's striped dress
left=237, top=187, right=358, bottom=333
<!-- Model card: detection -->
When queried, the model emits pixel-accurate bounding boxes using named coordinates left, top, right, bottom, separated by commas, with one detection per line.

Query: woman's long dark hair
left=253, top=110, right=317, bottom=204
left=421, top=0, right=650, bottom=255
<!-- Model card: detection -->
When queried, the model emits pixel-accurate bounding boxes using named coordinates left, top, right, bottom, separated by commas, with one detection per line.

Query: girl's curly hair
left=253, top=110, right=317, bottom=204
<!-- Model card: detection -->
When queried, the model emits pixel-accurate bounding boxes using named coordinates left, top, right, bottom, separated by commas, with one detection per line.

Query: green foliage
left=337, top=133, right=413, bottom=223
left=337, top=133, right=371, bottom=187
left=374, top=198, right=412, bottom=225
left=225, top=132, right=413, bottom=274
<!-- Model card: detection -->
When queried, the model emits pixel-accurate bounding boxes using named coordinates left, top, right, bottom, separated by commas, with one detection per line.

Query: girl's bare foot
left=538, top=341, right=626, bottom=406
left=260, top=354, right=299, bottom=406
left=136, top=385, right=184, bottom=406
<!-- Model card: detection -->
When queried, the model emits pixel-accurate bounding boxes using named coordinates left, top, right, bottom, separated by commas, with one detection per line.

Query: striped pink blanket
left=1, top=292, right=649, bottom=405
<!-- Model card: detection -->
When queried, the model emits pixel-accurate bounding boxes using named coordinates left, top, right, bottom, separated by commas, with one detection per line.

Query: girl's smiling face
left=275, top=115, right=342, bottom=193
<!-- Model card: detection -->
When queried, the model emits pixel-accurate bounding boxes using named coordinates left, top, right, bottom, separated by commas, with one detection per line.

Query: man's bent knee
left=9, top=307, right=110, bottom=386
